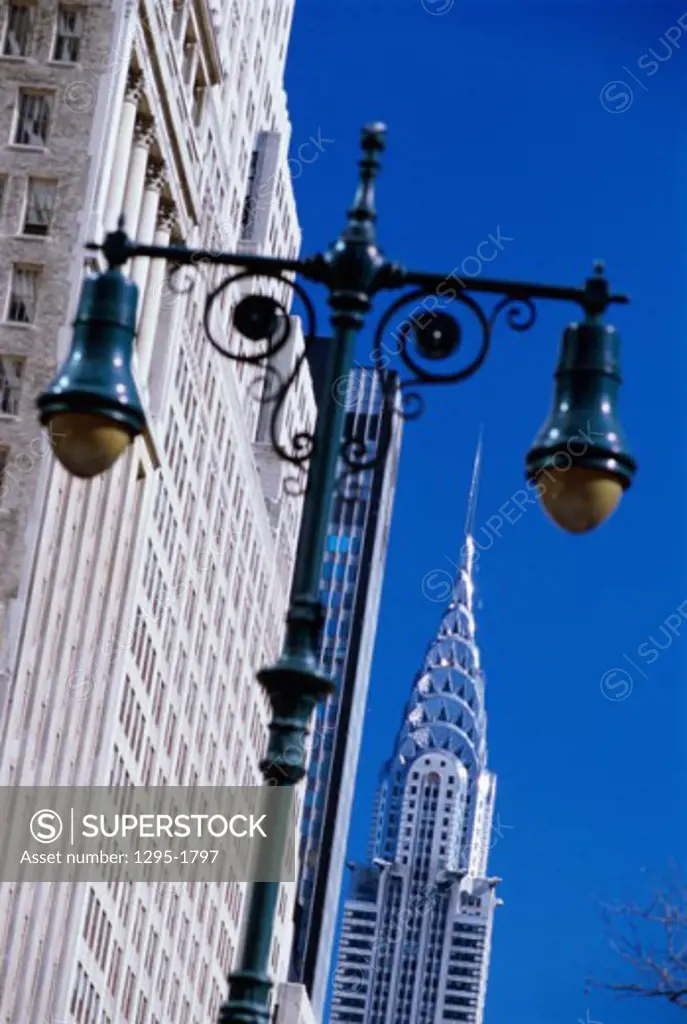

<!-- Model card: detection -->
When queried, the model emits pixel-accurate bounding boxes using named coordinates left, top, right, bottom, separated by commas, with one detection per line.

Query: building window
left=240, top=149, right=260, bottom=239
left=7, top=266, right=39, bottom=323
left=53, top=6, right=84, bottom=63
left=23, top=179, right=57, bottom=235
left=182, top=39, right=197, bottom=86
left=3, top=3, right=34, bottom=57
left=0, top=356, right=24, bottom=415
left=13, top=91, right=51, bottom=147
left=192, top=78, right=207, bottom=127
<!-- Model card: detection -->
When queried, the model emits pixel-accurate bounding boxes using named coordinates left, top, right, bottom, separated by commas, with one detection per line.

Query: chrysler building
left=331, top=441, right=501, bottom=1024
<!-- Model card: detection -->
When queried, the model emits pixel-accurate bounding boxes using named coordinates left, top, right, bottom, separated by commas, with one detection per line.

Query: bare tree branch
left=598, top=872, right=687, bottom=1010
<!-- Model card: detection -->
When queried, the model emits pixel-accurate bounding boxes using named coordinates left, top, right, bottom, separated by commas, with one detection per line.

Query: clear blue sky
left=284, top=3, right=687, bottom=1022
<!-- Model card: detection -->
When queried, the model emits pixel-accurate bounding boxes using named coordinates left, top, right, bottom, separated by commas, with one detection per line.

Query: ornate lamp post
left=37, top=123, right=636, bottom=1024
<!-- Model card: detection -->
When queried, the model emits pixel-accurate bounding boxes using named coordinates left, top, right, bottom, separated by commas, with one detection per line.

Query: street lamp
left=42, top=269, right=145, bottom=478
left=37, top=123, right=636, bottom=1024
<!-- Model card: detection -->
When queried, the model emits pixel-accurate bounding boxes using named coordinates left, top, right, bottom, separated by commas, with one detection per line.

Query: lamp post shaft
left=220, top=322, right=359, bottom=1024
left=282, top=323, right=358, bottom=663
left=220, top=796, right=294, bottom=1024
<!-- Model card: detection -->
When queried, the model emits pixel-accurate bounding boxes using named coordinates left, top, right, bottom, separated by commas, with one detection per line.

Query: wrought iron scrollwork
left=148, top=233, right=608, bottom=505
left=369, top=285, right=543, bottom=428
left=332, top=370, right=399, bottom=499
left=371, top=286, right=491, bottom=421
left=203, top=268, right=315, bottom=363
left=335, top=426, right=377, bottom=503
left=200, top=267, right=319, bottom=476
left=487, top=293, right=537, bottom=334
left=169, top=265, right=547, bottom=499
left=329, top=283, right=538, bottom=495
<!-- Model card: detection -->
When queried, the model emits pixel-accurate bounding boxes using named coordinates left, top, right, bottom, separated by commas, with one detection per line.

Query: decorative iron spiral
left=370, top=286, right=491, bottom=426
left=334, top=432, right=376, bottom=503
left=181, top=269, right=542, bottom=492
left=332, top=368, right=399, bottom=497
left=488, top=293, right=537, bottom=334
left=200, top=268, right=319, bottom=473
left=367, top=286, right=542, bottom=428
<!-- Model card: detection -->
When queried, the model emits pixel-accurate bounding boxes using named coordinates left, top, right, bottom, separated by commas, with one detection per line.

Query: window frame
left=2, top=2, right=35, bottom=59
left=0, top=355, right=26, bottom=415
left=6, top=264, right=40, bottom=324
left=22, top=178, right=58, bottom=236
left=12, top=89, right=53, bottom=149
left=52, top=5, right=85, bottom=64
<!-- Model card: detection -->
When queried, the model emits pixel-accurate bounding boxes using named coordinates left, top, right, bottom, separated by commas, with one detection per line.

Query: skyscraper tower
left=291, top=360, right=402, bottom=1020
left=331, top=440, right=501, bottom=1024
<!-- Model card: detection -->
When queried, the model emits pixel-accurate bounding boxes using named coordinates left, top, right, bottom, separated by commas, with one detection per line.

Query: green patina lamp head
left=526, top=312, right=637, bottom=534
left=37, top=268, right=145, bottom=479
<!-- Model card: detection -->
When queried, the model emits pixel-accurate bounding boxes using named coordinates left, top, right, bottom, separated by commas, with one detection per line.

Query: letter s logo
left=30, top=809, right=63, bottom=844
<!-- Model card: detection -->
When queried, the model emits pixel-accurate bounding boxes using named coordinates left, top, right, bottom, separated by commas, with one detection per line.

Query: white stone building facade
left=0, top=3, right=316, bottom=1024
